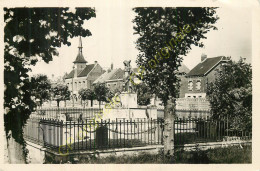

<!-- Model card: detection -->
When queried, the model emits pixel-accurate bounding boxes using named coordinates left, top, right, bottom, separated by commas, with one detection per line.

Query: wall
left=26, top=142, right=45, bottom=164
left=106, top=80, right=124, bottom=92
left=176, top=98, right=211, bottom=110
left=102, top=107, right=157, bottom=120
left=179, top=76, right=188, bottom=98
left=87, top=64, right=104, bottom=89
left=206, top=63, right=222, bottom=84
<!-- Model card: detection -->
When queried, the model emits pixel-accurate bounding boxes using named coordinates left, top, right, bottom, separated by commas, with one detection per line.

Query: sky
left=29, top=5, right=252, bottom=78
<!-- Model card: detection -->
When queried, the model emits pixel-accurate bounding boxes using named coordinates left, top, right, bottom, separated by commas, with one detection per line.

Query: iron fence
left=174, top=118, right=251, bottom=147
left=24, top=118, right=252, bottom=154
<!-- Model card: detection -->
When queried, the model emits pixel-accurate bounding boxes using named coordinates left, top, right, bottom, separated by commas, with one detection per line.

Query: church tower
left=73, top=36, right=87, bottom=77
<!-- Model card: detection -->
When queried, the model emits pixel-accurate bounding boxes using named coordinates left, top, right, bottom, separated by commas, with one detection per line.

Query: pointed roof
left=73, top=37, right=87, bottom=63
left=186, top=56, right=228, bottom=77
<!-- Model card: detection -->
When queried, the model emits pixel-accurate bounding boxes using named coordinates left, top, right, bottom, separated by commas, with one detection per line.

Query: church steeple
left=73, top=36, right=87, bottom=64
left=78, top=36, right=83, bottom=54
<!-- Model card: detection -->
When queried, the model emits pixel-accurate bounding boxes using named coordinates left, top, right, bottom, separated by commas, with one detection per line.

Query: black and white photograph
left=1, top=0, right=259, bottom=168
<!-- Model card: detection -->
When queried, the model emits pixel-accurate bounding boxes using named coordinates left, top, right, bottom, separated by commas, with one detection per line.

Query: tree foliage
left=51, top=84, right=71, bottom=108
left=135, top=83, right=152, bottom=106
left=133, top=7, right=219, bottom=104
left=30, top=74, right=51, bottom=107
left=94, top=83, right=110, bottom=108
left=79, top=88, right=96, bottom=107
left=4, top=7, right=96, bottom=156
left=207, top=58, right=252, bottom=131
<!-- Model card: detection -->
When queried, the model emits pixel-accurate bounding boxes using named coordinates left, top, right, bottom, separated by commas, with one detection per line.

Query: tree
left=135, top=83, right=152, bottom=106
left=30, top=74, right=51, bottom=108
left=79, top=88, right=96, bottom=107
left=207, top=58, right=252, bottom=132
left=51, top=84, right=71, bottom=108
left=94, top=83, right=110, bottom=109
left=133, top=7, right=219, bottom=157
left=107, top=88, right=122, bottom=101
left=4, top=8, right=95, bottom=163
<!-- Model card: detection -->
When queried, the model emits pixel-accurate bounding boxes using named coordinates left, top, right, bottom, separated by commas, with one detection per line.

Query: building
left=93, top=65, right=125, bottom=92
left=180, top=54, right=229, bottom=98
left=65, top=37, right=105, bottom=96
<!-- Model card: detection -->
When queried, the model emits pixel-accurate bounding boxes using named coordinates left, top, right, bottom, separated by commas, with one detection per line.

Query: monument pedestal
left=119, top=92, right=138, bottom=108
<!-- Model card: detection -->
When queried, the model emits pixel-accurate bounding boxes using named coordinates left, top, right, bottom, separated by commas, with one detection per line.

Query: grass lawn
left=73, top=144, right=251, bottom=164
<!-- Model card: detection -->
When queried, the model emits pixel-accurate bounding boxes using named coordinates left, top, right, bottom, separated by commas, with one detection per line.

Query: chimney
left=201, top=53, right=207, bottom=62
left=94, top=61, right=97, bottom=64
left=111, top=63, right=114, bottom=70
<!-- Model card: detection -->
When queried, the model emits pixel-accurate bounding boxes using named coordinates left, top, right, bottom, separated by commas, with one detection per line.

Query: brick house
left=180, top=54, right=229, bottom=98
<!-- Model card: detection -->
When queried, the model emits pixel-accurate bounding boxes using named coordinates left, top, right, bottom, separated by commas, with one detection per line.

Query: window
left=196, top=80, right=201, bottom=90
left=188, top=80, right=193, bottom=91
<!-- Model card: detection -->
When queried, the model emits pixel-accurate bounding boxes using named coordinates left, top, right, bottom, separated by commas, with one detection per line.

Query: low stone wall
left=26, top=141, right=46, bottom=164
left=176, top=98, right=211, bottom=111
left=43, top=140, right=251, bottom=163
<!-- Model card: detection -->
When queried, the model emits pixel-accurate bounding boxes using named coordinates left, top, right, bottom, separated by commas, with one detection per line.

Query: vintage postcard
left=0, top=0, right=260, bottom=170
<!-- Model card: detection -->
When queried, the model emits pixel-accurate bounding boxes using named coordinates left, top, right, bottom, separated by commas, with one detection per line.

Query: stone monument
left=120, top=60, right=137, bottom=108
left=102, top=60, right=157, bottom=120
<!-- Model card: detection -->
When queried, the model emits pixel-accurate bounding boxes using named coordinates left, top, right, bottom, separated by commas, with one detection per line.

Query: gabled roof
left=93, top=68, right=124, bottom=84
left=109, top=68, right=124, bottom=80
left=186, top=56, right=228, bottom=77
left=66, top=64, right=95, bottom=79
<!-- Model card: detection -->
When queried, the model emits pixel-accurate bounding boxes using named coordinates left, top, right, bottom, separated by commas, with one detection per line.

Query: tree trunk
left=163, top=97, right=175, bottom=157
left=64, top=100, right=67, bottom=107
left=91, top=100, right=93, bottom=107
left=5, top=132, right=26, bottom=164
left=99, top=101, right=101, bottom=109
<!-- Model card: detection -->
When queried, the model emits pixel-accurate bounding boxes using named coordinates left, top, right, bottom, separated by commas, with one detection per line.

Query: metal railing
left=24, top=118, right=251, bottom=154
left=174, top=118, right=251, bottom=147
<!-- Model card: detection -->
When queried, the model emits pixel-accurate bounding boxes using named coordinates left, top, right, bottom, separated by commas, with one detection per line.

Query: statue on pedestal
left=123, top=60, right=134, bottom=93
